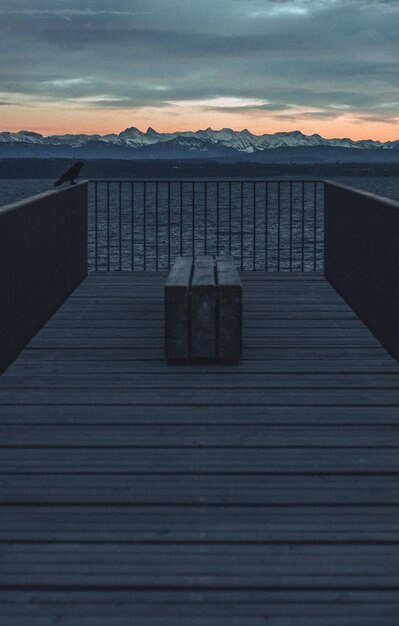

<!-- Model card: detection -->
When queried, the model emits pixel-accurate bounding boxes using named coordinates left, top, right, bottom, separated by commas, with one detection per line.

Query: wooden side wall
left=0, top=182, right=87, bottom=373
left=324, top=180, right=399, bottom=361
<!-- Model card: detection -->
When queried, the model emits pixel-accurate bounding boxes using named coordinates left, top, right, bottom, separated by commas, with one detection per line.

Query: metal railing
left=88, top=179, right=324, bottom=272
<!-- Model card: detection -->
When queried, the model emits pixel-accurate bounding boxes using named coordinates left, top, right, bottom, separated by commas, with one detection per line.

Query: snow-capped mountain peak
left=0, top=127, right=398, bottom=158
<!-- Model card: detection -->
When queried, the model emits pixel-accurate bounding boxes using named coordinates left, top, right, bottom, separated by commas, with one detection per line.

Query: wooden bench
left=165, top=256, right=242, bottom=361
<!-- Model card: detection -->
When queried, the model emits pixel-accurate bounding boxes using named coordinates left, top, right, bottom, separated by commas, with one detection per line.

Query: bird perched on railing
left=54, top=162, right=85, bottom=187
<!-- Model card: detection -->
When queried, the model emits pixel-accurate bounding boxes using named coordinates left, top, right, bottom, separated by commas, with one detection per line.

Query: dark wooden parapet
left=324, top=180, right=399, bottom=360
left=165, top=256, right=242, bottom=361
left=0, top=182, right=88, bottom=373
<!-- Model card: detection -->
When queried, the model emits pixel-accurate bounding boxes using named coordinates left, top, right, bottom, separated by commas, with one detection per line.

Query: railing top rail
left=0, top=180, right=88, bottom=216
left=324, top=179, right=399, bottom=211
left=89, top=178, right=323, bottom=184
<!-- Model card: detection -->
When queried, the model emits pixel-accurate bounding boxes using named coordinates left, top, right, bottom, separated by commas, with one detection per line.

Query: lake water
left=1, top=176, right=399, bottom=208
left=1, top=176, right=398, bottom=272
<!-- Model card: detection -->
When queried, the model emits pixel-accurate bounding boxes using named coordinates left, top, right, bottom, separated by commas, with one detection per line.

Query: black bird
left=54, top=161, right=85, bottom=187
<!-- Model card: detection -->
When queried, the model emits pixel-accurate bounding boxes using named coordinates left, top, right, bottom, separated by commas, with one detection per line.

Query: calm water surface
left=1, top=176, right=399, bottom=207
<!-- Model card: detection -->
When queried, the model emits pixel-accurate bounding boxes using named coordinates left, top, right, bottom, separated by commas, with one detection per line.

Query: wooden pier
left=1, top=271, right=399, bottom=624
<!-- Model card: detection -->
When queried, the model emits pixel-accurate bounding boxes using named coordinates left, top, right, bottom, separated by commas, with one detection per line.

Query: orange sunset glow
left=1, top=103, right=398, bottom=142
left=1, top=0, right=399, bottom=144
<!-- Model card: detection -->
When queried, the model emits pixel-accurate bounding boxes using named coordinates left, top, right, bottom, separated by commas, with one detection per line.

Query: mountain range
left=1, top=127, right=399, bottom=161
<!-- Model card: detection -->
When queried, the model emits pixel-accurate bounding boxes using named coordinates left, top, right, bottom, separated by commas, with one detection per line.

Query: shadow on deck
left=0, top=272, right=399, bottom=624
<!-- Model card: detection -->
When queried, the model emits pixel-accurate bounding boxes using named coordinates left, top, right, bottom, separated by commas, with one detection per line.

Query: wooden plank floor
left=1, top=272, right=399, bottom=625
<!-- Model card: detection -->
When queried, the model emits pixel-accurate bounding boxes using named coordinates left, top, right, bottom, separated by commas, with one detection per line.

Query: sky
left=0, top=0, right=398, bottom=140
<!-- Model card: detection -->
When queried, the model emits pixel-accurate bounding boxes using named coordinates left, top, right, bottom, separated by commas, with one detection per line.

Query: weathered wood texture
left=165, top=256, right=242, bottom=360
left=0, top=272, right=399, bottom=624
left=216, top=257, right=243, bottom=359
left=190, top=256, right=217, bottom=358
left=164, top=256, right=192, bottom=359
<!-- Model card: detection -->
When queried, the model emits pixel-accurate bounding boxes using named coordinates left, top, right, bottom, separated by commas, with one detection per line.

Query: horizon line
left=2, top=126, right=398, bottom=144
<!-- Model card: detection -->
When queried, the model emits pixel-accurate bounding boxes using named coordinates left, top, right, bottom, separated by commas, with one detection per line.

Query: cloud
left=250, top=4, right=309, bottom=18
left=0, top=9, right=136, bottom=16
left=41, top=78, right=92, bottom=88
left=0, top=0, right=398, bottom=138
left=167, top=97, right=270, bottom=109
left=352, top=113, right=399, bottom=125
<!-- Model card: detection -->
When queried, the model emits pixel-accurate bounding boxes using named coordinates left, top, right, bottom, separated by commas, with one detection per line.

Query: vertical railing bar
left=253, top=181, right=256, bottom=270
left=302, top=181, right=305, bottom=272
left=265, top=182, right=268, bottom=271
left=313, top=181, right=317, bottom=272
left=180, top=182, right=183, bottom=256
left=134, top=180, right=137, bottom=268
left=94, top=182, right=98, bottom=271
left=240, top=181, right=244, bottom=271
left=277, top=181, right=281, bottom=272
left=143, top=181, right=147, bottom=272
left=155, top=181, right=159, bottom=271
left=167, top=181, right=171, bottom=270
left=106, top=181, right=110, bottom=271
left=216, top=181, right=220, bottom=256
left=289, top=181, right=293, bottom=272
left=119, top=181, right=122, bottom=271
left=228, top=182, right=232, bottom=257
left=204, top=182, right=208, bottom=255
left=192, top=181, right=195, bottom=257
